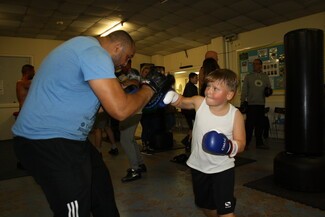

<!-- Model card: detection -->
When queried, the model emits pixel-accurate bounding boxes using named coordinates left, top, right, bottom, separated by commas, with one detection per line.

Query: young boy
left=164, top=69, right=246, bottom=217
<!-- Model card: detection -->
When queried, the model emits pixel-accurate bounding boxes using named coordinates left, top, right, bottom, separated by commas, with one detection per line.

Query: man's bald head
left=205, top=51, right=218, bottom=62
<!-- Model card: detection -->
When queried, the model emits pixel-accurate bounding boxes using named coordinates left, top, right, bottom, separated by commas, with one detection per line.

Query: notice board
left=238, top=43, right=285, bottom=94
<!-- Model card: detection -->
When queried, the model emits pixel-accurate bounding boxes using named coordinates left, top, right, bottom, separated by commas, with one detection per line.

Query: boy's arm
left=163, top=90, right=203, bottom=111
left=232, top=110, right=246, bottom=153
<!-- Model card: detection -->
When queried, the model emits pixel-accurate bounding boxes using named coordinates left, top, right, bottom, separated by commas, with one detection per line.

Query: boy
left=164, top=69, right=246, bottom=217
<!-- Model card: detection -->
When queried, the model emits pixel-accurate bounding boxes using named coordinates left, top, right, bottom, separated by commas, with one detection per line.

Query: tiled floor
left=0, top=127, right=324, bottom=217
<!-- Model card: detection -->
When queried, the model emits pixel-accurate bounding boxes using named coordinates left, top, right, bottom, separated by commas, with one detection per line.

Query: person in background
left=181, top=72, right=198, bottom=150
left=15, top=64, right=35, bottom=170
left=199, top=58, right=220, bottom=96
left=16, top=64, right=35, bottom=111
left=92, top=106, right=118, bottom=156
left=11, top=30, right=171, bottom=216
left=164, top=69, right=246, bottom=217
left=140, top=65, right=156, bottom=155
left=241, top=58, right=272, bottom=150
left=164, top=74, right=177, bottom=132
left=116, top=59, right=147, bottom=182
left=205, top=50, right=218, bottom=62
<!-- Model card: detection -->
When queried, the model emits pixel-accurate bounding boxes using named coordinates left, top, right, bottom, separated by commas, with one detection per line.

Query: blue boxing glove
left=202, top=130, right=238, bottom=157
left=124, top=84, right=138, bottom=94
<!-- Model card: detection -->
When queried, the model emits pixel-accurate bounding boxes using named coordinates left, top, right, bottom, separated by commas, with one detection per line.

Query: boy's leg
left=191, top=168, right=236, bottom=217
left=212, top=168, right=236, bottom=216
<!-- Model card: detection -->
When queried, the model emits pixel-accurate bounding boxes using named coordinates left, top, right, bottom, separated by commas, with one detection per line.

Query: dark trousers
left=14, top=137, right=119, bottom=217
left=245, top=105, right=265, bottom=146
left=182, top=110, right=195, bottom=130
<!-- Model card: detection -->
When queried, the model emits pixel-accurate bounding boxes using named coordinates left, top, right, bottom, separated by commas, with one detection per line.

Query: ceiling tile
left=228, top=15, right=256, bottom=26
left=228, top=0, right=263, bottom=12
left=0, top=3, right=27, bottom=14
left=246, top=8, right=278, bottom=21
left=0, top=0, right=323, bottom=56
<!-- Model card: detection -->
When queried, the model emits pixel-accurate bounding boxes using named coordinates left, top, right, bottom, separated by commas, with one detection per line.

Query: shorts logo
left=225, top=201, right=232, bottom=208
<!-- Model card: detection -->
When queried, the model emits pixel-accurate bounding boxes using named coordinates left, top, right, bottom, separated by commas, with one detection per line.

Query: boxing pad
left=202, top=130, right=238, bottom=157
left=264, top=87, right=273, bottom=97
left=144, top=91, right=168, bottom=110
left=141, top=67, right=173, bottom=94
left=143, top=73, right=175, bottom=110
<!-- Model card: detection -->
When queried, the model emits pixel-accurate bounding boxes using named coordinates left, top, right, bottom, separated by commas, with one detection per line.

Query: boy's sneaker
left=108, top=148, right=119, bottom=156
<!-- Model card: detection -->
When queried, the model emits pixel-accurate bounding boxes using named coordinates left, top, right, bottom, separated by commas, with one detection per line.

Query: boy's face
left=204, top=80, right=234, bottom=106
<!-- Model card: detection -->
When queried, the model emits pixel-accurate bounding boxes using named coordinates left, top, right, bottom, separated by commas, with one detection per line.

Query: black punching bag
left=285, top=28, right=324, bottom=154
left=274, top=29, right=325, bottom=192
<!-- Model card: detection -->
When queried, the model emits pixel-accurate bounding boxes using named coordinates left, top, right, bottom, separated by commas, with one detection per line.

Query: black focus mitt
left=142, top=69, right=175, bottom=111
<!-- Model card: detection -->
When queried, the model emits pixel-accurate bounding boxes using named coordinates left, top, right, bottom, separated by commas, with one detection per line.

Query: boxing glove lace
left=202, top=130, right=238, bottom=157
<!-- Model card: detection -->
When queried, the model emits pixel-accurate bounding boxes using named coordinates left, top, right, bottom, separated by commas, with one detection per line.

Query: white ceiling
left=0, top=0, right=324, bottom=56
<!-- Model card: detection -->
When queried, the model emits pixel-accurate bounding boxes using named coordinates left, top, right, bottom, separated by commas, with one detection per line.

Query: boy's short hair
left=204, top=69, right=238, bottom=92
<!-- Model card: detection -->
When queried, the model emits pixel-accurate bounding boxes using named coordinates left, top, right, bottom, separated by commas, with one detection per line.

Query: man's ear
left=112, top=42, right=123, bottom=54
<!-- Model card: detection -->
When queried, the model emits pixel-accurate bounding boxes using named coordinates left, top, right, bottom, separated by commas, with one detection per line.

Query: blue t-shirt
left=12, top=36, right=116, bottom=140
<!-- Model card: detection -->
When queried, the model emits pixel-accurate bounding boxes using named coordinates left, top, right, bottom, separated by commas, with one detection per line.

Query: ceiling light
left=100, top=21, right=124, bottom=37
left=174, top=71, right=187, bottom=75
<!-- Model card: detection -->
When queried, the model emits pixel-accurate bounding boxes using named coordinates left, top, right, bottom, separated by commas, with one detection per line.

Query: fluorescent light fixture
left=174, top=71, right=187, bottom=75
left=100, top=21, right=124, bottom=37
left=174, top=71, right=199, bottom=75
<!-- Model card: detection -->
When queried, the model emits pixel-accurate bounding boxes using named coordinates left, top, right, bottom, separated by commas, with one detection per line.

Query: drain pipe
left=224, top=34, right=237, bottom=68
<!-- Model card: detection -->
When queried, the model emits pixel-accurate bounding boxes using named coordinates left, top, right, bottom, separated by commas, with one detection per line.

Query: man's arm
left=89, top=78, right=153, bottom=121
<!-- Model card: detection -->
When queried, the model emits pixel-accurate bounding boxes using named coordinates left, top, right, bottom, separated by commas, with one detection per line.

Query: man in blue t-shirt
left=12, top=30, right=161, bottom=217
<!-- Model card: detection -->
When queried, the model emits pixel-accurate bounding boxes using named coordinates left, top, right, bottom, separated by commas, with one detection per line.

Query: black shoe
left=138, top=164, right=147, bottom=173
left=121, top=168, right=141, bottom=182
left=108, top=148, right=119, bottom=156
left=170, top=153, right=188, bottom=164
left=141, top=147, right=154, bottom=155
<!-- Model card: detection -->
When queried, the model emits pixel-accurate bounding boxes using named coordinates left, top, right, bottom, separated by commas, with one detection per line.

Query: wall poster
left=237, top=43, right=285, bottom=95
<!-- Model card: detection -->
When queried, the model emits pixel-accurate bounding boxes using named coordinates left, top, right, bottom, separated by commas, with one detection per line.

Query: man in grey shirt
left=241, top=58, right=272, bottom=149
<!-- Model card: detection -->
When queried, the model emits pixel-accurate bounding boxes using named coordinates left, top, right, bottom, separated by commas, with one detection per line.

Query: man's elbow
left=109, top=109, right=133, bottom=121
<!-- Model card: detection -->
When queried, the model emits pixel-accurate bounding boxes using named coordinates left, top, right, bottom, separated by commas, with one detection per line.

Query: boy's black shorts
left=191, top=167, right=236, bottom=215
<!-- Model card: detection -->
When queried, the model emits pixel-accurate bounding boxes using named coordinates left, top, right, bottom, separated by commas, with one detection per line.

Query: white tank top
left=186, top=99, right=237, bottom=174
